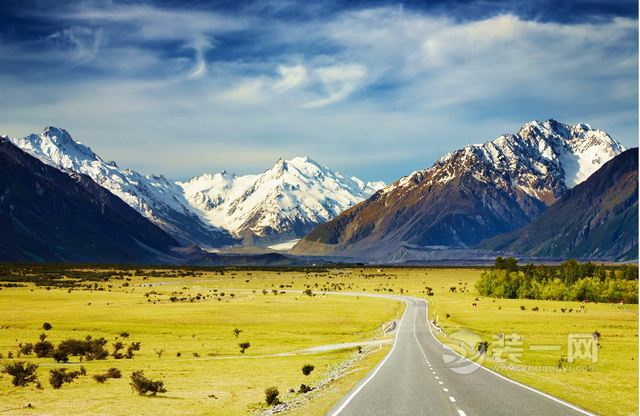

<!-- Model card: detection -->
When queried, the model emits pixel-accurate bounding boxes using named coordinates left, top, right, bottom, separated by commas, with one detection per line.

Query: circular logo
left=441, top=328, right=486, bottom=375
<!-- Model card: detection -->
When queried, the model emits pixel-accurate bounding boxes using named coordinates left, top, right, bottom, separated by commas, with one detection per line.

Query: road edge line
left=326, top=298, right=409, bottom=416
left=422, top=299, right=596, bottom=416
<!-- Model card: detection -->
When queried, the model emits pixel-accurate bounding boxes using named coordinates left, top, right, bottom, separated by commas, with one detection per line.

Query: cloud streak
left=0, top=1, right=636, bottom=182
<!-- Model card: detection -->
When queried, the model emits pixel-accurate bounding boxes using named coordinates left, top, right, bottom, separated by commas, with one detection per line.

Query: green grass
left=0, top=267, right=637, bottom=416
left=0, top=274, right=402, bottom=415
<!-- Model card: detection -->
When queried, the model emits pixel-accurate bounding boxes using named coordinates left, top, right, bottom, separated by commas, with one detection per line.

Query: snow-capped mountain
left=7, top=127, right=383, bottom=247
left=8, top=127, right=235, bottom=248
left=179, top=157, right=385, bottom=243
left=295, top=119, right=626, bottom=256
left=391, top=119, right=625, bottom=202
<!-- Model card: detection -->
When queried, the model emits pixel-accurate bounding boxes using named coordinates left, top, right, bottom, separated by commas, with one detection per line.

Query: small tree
left=301, top=364, right=315, bottom=376
left=43, top=323, right=53, bottom=331
left=238, top=342, right=250, bottom=354
left=33, top=340, right=54, bottom=358
left=2, top=362, right=39, bottom=387
left=303, top=289, right=313, bottom=297
left=130, top=371, right=167, bottom=396
left=265, top=386, right=280, bottom=406
left=233, top=328, right=243, bottom=339
left=49, top=367, right=85, bottom=389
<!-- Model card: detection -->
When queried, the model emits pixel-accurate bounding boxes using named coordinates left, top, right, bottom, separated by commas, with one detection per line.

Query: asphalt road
left=326, top=296, right=593, bottom=416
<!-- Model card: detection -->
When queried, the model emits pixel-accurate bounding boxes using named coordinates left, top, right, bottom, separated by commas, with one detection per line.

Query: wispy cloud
left=0, top=1, right=636, bottom=182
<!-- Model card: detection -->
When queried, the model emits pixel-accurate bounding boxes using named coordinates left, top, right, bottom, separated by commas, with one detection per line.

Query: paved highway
left=327, top=296, right=593, bottom=416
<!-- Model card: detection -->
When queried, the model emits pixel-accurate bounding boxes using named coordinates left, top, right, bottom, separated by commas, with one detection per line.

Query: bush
left=238, top=342, right=250, bottom=354
left=93, top=368, right=121, bottom=383
left=93, top=374, right=108, bottom=383
left=43, top=323, right=52, bottom=331
left=130, top=371, right=166, bottom=396
left=52, top=349, right=69, bottom=363
left=298, top=384, right=312, bottom=393
left=33, top=341, right=54, bottom=358
left=301, top=364, right=315, bottom=376
left=106, top=368, right=121, bottom=378
left=57, top=337, right=109, bottom=361
left=18, top=343, right=34, bottom=356
left=49, top=367, right=85, bottom=389
left=265, top=386, right=280, bottom=406
left=2, top=362, right=39, bottom=387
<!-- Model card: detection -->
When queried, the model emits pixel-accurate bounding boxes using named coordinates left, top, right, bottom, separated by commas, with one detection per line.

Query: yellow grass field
left=0, top=267, right=637, bottom=415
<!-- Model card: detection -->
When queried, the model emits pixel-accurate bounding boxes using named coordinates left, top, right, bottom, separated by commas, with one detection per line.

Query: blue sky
left=0, top=0, right=637, bottom=182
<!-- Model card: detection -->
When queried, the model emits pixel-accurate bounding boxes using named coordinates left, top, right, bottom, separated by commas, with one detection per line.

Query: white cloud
left=303, top=64, right=368, bottom=108
left=273, top=64, right=307, bottom=92
left=0, top=4, right=636, bottom=182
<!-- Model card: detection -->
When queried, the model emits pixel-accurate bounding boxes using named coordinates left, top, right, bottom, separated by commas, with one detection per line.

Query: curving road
left=326, top=296, right=593, bottom=416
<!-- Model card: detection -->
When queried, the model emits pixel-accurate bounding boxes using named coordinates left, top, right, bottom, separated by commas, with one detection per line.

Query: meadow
left=0, top=266, right=637, bottom=415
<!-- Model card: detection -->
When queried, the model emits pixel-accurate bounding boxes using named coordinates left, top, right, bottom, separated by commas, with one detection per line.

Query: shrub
left=301, top=364, right=314, bottom=376
left=105, top=368, right=121, bottom=378
left=49, top=368, right=84, bottom=389
left=93, top=374, right=108, bottom=383
left=265, top=387, right=280, bottom=406
left=43, top=323, right=52, bottom=331
left=130, top=371, right=166, bottom=396
left=18, top=343, right=34, bottom=356
left=52, top=349, right=69, bottom=363
left=93, top=368, right=121, bottom=383
left=303, top=289, right=313, bottom=297
left=33, top=341, right=54, bottom=358
left=2, top=362, right=39, bottom=387
left=298, top=384, right=312, bottom=393
left=126, top=342, right=141, bottom=359
left=57, top=337, right=109, bottom=361
left=233, top=328, right=243, bottom=339
left=238, top=342, right=250, bottom=354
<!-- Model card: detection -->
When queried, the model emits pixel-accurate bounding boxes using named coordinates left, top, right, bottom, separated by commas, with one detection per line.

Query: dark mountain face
left=293, top=120, right=625, bottom=257
left=479, top=149, right=638, bottom=261
left=0, top=138, right=180, bottom=263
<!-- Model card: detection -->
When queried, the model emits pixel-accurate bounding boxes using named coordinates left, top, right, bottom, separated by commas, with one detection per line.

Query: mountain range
left=0, top=137, right=180, bottom=263
left=1, top=119, right=635, bottom=264
left=293, top=120, right=628, bottom=259
left=8, top=127, right=382, bottom=248
left=480, top=148, right=638, bottom=261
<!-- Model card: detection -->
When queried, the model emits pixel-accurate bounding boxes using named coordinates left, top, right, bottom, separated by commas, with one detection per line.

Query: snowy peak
left=393, top=119, right=624, bottom=203
left=179, top=156, right=383, bottom=242
left=11, top=126, right=100, bottom=171
left=8, top=127, right=234, bottom=248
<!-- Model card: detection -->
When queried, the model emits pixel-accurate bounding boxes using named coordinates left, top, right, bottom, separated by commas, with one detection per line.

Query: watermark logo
left=441, top=329, right=486, bottom=374
left=440, top=330, right=600, bottom=375
left=567, top=334, right=598, bottom=363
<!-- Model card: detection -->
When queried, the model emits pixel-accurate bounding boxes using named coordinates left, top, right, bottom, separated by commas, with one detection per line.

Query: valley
left=0, top=265, right=636, bottom=416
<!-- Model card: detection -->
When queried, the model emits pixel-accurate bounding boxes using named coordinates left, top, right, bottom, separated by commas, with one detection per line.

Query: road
left=327, top=296, right=592, bottom=416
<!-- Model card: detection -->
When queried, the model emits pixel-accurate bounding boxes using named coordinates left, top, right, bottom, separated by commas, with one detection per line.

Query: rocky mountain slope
left=8, top=127, right=381, bottom=247
left=0, top=137, right=181, bottom=263
left=8, top=127, right=234, bottom=248
left=293, top=120, right=625, bottom=257
left=179, top=157, right=383, bottom=244
left=479, top=148, right=638, bottom=261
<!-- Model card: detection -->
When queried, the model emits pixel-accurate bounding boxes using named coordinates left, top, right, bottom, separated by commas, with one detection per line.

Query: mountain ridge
left=293, top=119, right=626, bottom=257
left=478, top=148, right=638, bottom=261
left=7, top=127, right=383, bottom=247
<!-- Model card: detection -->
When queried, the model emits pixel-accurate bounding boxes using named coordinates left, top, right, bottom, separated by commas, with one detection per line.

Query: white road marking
left=449, top=396, right=456, bottom=402
left=457, top=410, right=467, bottom=416
left=443, top=388, right=449, bottom=392
left=438, top=381, right=444, bottom=385
left=328, top=299, right=409, bottom=416
left=435, top=376, right=440, bottom=380
left=422, top=299, right=595, bottom=416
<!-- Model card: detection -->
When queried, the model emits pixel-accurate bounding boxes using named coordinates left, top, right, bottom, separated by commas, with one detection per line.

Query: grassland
left=0, top=266, right=637, bottom=416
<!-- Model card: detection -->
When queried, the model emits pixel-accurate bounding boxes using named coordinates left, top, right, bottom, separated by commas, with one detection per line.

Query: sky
left=0, top=0, right=637, bottom=182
